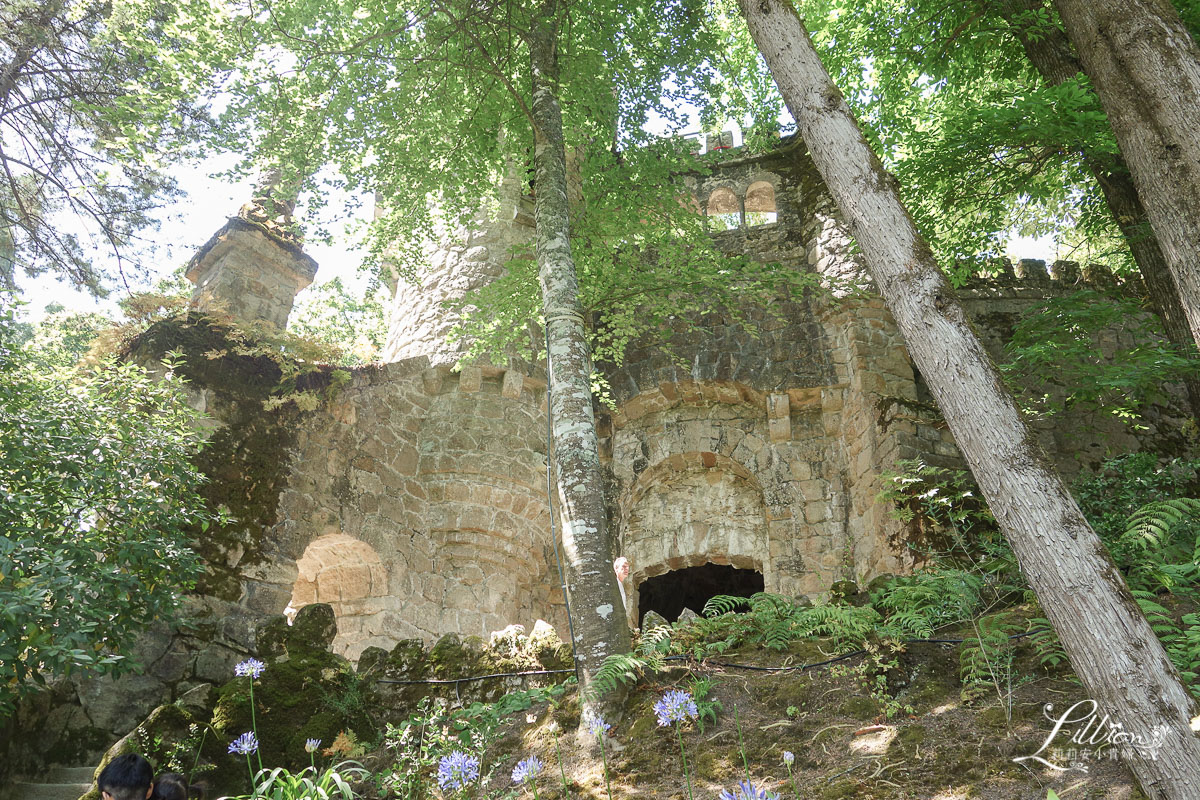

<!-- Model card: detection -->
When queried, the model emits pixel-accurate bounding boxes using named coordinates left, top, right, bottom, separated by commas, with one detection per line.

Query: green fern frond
left=704, top=594, right=753, bottom=617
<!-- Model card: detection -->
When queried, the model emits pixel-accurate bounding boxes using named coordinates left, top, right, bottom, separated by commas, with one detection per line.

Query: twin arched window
left=705, top=181, right=778, bottom=229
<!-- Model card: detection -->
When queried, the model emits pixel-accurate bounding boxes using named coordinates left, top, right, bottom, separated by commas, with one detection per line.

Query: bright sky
left=17, top=157, right=372, bottom=323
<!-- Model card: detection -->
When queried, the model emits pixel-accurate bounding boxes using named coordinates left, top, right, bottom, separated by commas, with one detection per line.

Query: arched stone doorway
left=621, top=452, right=769, bottom=625
left=289, top=533, right=390, bottom=659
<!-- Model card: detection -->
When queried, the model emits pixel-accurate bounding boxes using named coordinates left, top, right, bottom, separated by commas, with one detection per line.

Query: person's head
left=613, top=557, right=630, bottom=582
left=97, top=754, right=154, bottom=800
left=150, top=772, right=195, bottom=800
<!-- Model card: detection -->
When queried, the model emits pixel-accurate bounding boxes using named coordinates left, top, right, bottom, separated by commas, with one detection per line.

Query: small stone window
left=745, top=181, right=777, bottom=226
left=706, top=187, right=741, bottom=231
left=637, top=563, right=764, bottom=626
left=706, top=130, right=735, bottom=152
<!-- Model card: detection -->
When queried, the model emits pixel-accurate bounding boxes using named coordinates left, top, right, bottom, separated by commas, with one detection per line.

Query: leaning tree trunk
left=998, top=0, right=1200, bottom=418
left=738, top=1, right=1200, bottom=796
left=528, top=7, right=631, bottom=720
left=1051, top=0, right=1200, bottom=353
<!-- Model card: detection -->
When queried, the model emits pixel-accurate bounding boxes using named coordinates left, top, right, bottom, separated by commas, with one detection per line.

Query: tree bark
left=1051, top=0, right=1200, bottom=353
left=737, top=1, right=1200, bottom=796
left=997, top=0, right=1200, bottom=418
left=528, top=7, right=631, bottom=721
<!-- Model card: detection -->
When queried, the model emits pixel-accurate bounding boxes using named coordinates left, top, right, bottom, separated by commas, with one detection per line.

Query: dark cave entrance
left=637, top=563, right=764, bottom=626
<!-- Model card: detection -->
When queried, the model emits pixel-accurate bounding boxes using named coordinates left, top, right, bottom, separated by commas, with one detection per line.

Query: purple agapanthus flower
left=653, top=689, right=699, bottom=727
left=234, top=658, right=266, bottom=679
left=227, top=731, right=259, bottom=755
left=437, top=750, right=480, bottom=790
left=512, top=755, right=543, bottom=785
left=304, top=738, right=321, bottom=753
left=718, top=780, right=782, bottom=800
left=782, top=750, right=795, bottom=765
left=583, top=709, right=611, bottom=737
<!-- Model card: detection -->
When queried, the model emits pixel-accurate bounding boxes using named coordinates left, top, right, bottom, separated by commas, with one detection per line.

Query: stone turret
left=381, top=166, right=535, bottom=365
left=185, top=217, right=318, bottom=330
left=186, top=172, right=318, bottom=330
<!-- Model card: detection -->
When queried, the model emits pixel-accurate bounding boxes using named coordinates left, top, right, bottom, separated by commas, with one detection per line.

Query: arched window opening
left=637, top=563, right=764, bottom=626
left=745, top=181, right=777, bottom=226
left=706, top=187, right=741, bottom=231
left=289, top=533, right=389, bottom=659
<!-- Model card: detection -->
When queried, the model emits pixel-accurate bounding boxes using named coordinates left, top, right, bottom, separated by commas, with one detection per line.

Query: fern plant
left=1134, top=592, right=1200, bottom=696
left=872, top=569, right=985, bottom=638
left=1116, top=499, right=1200, bottom=594
left=959, top=612, right=1025, bottom=710
left=586, top=626, right=673, bottom=701
left=698, top=593, right=882, bottom=653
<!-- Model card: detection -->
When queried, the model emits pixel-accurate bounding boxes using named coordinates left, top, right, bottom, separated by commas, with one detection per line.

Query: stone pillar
left=185, top=217, right=318, bottom=330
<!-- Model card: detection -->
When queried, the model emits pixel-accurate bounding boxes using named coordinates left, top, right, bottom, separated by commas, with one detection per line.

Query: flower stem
left=675, top=725, right=693, bottom=800
left=532, top=780, right=541, bottom=800
left=189, top=726, right=209, bottom=784
left=553, top=732, right=569, bottom=796
left=598, top=732, right=613, bottom=800
left=247, top=681, right=263, bottom=773
left=787, top=762, right=800, bottom=800
left=734, top=705, right=750, bottom=783
left=244, top=752, right=254, bottom=791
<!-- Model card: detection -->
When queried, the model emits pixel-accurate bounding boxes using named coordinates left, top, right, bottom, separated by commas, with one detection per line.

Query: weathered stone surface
left=72, top=672, right=168, bottom=735
left=186, top=218, right=317, bottom=330
left=642, top=610, right=670, bottom=631
left=290, top=603, right=337, bottom=652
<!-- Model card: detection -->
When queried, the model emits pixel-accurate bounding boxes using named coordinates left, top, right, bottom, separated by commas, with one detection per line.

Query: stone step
left=45, top=767, right=94, bottom=784
left=11, top=781, right=91, bottom=800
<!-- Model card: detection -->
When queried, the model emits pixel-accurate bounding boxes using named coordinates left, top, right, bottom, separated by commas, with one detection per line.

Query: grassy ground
left=360, top=615, right=1147, bottom=800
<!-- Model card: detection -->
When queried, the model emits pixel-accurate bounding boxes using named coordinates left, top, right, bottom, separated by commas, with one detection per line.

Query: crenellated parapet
left=954, top=257, right=1142, bottom=299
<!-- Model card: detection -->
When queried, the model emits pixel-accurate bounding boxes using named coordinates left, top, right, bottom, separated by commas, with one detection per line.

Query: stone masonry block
left=458, top=366, right=483, bottom=393
left=501, top=369, right=525, bottom=399
left=768, top=414, right=791, bottom=442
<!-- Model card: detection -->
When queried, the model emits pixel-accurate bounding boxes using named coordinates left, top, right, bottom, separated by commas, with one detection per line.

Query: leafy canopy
left=216, top=0, right=813, bottom=368
left=1, top=0, right=234, bottom=294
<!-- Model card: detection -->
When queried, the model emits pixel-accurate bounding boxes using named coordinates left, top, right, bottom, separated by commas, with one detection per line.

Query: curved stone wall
left=242, top=359, right=565, bottom=656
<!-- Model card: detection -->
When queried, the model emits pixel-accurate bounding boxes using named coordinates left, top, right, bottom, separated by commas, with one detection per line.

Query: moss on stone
left=836, top=695, right=881, bottom=719
left=889, top=723, right=926, bottom=758
left=122, top=314, right=322, bottom=602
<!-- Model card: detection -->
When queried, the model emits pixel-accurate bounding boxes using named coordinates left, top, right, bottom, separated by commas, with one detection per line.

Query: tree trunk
left=998, top=0, right=1200, bottom=418
left=737, top=1, right=1200, bottom=796
left=1051, top=0, right=1200, bottom=353
left=528, top=8, right=631, bottom=721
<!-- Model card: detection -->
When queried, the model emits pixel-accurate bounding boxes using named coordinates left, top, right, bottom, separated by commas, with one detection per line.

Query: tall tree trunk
left=528, top=7, right=630, bottom=722
left=1051, top=0, right=1200, bottom=353
left=737, top=1, right=1200, bottom=797
left=998, top=0, right=1200, bottom=418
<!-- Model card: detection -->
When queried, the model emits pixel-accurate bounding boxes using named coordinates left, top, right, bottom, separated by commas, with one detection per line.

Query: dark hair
left=97, top=754, right=153, bottom=800
left=151, top=772, right=201, bottom=800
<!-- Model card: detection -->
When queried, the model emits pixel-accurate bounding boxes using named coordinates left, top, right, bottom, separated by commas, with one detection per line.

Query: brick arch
left=745, top=180, right=778, bottom=227
left=289, top=533, right=389, bottom=659
left=623, top=450, right=763, bottom=518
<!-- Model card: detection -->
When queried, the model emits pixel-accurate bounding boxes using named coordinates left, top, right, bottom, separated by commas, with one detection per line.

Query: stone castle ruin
left=7, top=136, right=1185, bottom=783
left=178, top=134, right=1180, bottom=664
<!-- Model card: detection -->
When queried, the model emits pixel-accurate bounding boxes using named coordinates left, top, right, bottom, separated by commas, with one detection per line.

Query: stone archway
left=289, top=533, right=390, bottom=659
left=620, top=452, right=769, bottom=624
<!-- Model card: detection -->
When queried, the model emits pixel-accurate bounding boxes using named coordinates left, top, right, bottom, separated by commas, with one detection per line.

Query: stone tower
left=186, top=179, right=318, bottom=330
